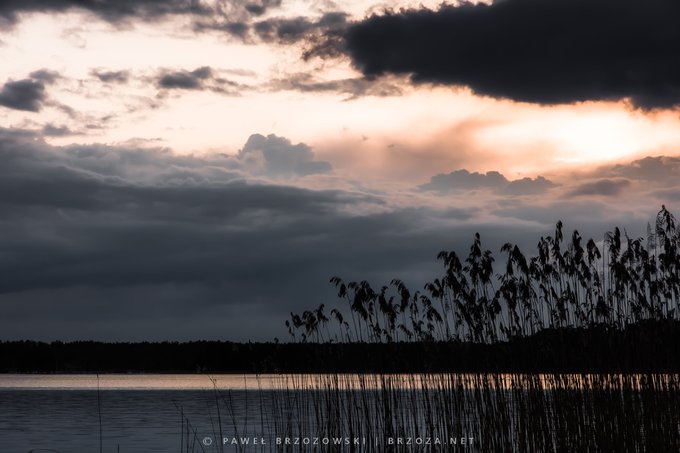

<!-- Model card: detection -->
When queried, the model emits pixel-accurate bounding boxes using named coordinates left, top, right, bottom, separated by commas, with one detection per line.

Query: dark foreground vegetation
left=288, top=206, right=680, bottom=345
left=181, top=373, right=680, bottom=453
left=3, top=319, right=680, bottom=373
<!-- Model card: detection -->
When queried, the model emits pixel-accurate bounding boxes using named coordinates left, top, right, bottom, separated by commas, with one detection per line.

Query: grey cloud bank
left=0, top=128, right=676, bottom=341
left=0, top=129, right=468, bottom=340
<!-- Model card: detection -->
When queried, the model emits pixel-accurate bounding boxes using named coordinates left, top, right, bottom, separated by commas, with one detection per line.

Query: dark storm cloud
left=342, top=0, right=680, bottom=109
left=420, top=169, right=555, bottom=195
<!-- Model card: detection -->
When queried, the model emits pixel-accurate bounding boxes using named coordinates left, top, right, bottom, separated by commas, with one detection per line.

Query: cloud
left=198, top=11, right=348, bottom=51
left=342, top=0, right=680, bottom=109
left=91, top=69, right=130, bottom=84
left=0, top=79, right=45, bottom=112
left=42, top=124, right=74, bottom=137
left=238, top=133, right=333, bottom=179
left=492, top=199, right=634, bottom=233
left=0, top=128, right=370, bottom=291
left=0, top=0, right=289, bottom=40
left=420, top=169, right=555, bottom=195
left=253, top=12, right=347, bottom=44
left=0, top=0, right=211, bottom=25
left=244, top=0, right=282, bottom=16
left=157, top=66, right=212, bottom=89
left=253, top=16, right=319, bottom=43
left=154, top=66, right=246, bottom=95
left=606, top=156, right=680, bottom=182
left=0, top=69, right=62, bottom=112
left=420, top=169, right=507, bottom=192
left=268, top=73, right=402, bottom=98
left=506, top=176, right=557, bottom=195
left=567, top=179, right=632, bottom=197
left=0, top=128, right=669, bottom=341
left=0, top=127, right=481, bottom=341
left=153, top=66, right=400, bottom=99
left=28, top=69, right=61, bottom=83
left=420, top=170, right=508, bottom=192
left=572, top=155, right=680, bottom=200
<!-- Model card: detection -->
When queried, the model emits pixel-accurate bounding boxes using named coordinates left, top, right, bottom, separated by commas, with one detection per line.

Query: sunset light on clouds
left=2, top=0, right=680, bottom=341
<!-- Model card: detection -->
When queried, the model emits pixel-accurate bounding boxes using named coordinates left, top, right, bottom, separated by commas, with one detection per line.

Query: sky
left=2, top=0, right=680, bottom=341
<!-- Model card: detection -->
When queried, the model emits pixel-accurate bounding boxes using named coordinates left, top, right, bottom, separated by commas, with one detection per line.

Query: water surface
left=1, top=374, right=678, bottom=452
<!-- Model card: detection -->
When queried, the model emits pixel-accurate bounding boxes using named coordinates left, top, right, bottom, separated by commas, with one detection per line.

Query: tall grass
left=181, top=207, right=680, bottom=452
left=188, top=372, right=680, bottom=452
left=287, top=206, right=680, bottom=344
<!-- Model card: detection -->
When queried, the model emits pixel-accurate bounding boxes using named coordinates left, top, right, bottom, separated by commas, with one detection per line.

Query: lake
left=1, top=373, right=678, bottom=452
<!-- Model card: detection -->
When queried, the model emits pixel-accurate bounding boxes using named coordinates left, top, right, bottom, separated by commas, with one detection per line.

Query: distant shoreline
left=2, top=319, right=680, bottom=374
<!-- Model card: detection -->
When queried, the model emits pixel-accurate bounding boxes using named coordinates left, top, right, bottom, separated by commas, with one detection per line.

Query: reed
left=288, top=206, right=680, bottom=345
left=185, top=372, right=680, bottom=452
left=181, top=206, right=680, bottom=451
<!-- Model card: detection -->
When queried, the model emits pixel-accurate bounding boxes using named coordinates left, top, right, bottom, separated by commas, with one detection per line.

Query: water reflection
left=3, top=373, right=679, bottom=390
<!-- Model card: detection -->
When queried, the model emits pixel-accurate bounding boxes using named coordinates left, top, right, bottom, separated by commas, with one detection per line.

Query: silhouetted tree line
left=4, top=320, right=680, bottom=372
left=287, top=206, right=680, bottom=344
